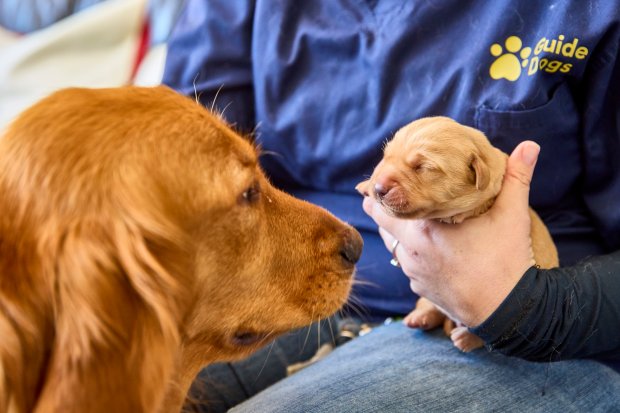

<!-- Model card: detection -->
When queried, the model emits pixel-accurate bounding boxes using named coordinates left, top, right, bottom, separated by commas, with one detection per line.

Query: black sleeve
left=471, top=250, right=620, bottom=362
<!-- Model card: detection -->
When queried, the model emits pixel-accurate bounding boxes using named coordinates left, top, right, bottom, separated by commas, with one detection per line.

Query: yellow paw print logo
left=489, top=36, right=532, bottom=81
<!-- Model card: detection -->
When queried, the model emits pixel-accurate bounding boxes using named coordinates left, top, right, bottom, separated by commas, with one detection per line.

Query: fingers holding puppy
left=375, top=225, right=436, bottom=293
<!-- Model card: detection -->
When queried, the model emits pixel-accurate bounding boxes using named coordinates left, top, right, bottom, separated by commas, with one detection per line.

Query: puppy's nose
left=373, top=174, right=399, bottom=200
left=340, top=226, right=363, bottom=265
left=374, top=182, right=394, bottom=200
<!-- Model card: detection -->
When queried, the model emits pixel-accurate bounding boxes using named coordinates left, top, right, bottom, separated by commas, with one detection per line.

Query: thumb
left=494, top=141, right=540, bottom=213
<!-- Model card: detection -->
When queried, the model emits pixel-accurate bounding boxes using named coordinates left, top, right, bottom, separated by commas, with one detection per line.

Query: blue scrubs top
left=164, top=0, right=620, bottom=320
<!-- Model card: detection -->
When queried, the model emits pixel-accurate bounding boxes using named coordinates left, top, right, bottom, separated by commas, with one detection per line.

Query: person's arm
left=472, top=252, right=620, bottom=361
left=162, top=0, right=256, bottom=133
left=474, top=21, right=620, bottom=363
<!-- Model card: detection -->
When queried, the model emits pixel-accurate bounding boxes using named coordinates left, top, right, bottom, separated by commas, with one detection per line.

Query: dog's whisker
left=350, top=263, right=374, bottom=272
left=253, top=339, right=277, bottom=385
left=219, top=101, right=233, bottom=120
left=192, top=73, right=200, bottom=104
left=326, top=316, right=336, bottom=345
left=351, top=278, right=380, bottom=289
left=210, top=84, right=224, bottom=113
left=339, top=304, right=360, bottom=321
left=300, top=307, right=316, bottom=354
left=347, top=305, right=370, bottom=321
left=258, top=150, right=284, bottom=159
left=250, top=121, right=263, bottom=140
left=349, top=297, right=369, bottom=318
left=344, top=295, right=371, bottom=320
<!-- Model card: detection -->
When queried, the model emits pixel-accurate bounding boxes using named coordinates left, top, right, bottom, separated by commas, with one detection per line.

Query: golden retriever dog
left=0, top=86, right=362, bottom=413
left=357, top=116, right=557, bottom=351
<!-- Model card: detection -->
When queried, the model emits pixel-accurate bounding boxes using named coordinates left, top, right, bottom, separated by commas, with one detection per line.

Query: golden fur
left=357, top=116, right=557, bottom=351
left=0, top=86, right=362, bottom=413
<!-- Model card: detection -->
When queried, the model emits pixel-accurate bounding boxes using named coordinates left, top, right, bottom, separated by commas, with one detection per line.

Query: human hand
left=362, top=141, right=541, bottom=326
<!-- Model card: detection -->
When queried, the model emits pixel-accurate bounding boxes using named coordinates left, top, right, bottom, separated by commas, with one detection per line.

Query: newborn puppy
left=357, top=116, right=558, bottom=352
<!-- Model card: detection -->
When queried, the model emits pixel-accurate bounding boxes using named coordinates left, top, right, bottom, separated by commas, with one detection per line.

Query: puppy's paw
left=404, top=299, right=446, bottom=330
left=355, top=180, right=370, bottom=197
left=442, top=317, right=457, bottom=337
left=450, top=326, right=484, bottom=352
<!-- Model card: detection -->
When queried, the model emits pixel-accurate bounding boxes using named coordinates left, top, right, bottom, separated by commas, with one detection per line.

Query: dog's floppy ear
left=470, top=153, right=490, bottom=190
left=35, top=209, right=190, bottom=413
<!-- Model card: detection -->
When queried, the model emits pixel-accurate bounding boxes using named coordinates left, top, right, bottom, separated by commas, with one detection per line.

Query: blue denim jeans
left=225, top=322, right=620, bottom=413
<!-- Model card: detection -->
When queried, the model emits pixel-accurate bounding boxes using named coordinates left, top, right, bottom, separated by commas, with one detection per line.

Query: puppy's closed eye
left=406, top=153, right=436, bottom=174
left=413, top=162, right=436, bottom=173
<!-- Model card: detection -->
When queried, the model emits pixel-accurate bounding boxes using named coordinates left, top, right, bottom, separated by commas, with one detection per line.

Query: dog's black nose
left=340, top=226, right=363, bottom=265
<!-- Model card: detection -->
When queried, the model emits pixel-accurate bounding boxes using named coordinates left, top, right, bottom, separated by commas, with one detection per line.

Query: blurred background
left=0, top=0, right=184, bottom=129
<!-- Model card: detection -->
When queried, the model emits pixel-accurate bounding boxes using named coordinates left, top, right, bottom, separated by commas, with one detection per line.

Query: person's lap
left=228, top=322, right=620, bottom=413
left=189, top=318, right=340, bottom=412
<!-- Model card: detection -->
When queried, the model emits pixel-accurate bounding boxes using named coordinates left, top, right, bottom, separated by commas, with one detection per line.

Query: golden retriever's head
left=0, top=86, right=361, bottom=413
left=356, top=116, right=507, bottom=223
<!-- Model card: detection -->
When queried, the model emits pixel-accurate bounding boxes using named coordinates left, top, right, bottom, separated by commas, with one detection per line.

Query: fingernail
left=522, top=142, right=540, bottom=166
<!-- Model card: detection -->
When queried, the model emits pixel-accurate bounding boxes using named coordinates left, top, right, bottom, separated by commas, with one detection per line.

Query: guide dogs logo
left=490, top=35, right=589, bottom=81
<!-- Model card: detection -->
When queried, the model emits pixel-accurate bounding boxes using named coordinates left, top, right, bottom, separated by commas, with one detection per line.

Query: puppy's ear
left=36, top=213, right=190, bottom=413
left=470, top=153, right=490, bottom=190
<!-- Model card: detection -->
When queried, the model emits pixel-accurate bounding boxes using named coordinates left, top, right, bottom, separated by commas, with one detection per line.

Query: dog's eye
left=240, top=181, right=261, bottom=204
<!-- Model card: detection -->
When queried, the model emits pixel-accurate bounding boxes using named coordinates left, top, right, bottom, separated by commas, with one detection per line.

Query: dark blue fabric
left=163, top=0, right=620, bottom=359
